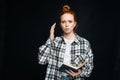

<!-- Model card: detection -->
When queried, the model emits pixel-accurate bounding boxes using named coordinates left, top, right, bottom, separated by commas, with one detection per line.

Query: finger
left=69, top=69, right=75, bottom=73
left=50, top=23, right=56, bottom=40
left=77, top=69, right=81, bottom=74
left=52, top=22, right=56, bottom=27
left=50, top=23, right=56, bottom=32
left=78, top=69, right=81, bottom=72
left=50, top=23, right=56, bottom=33
left=69, top=70, right=77, bottom=76
left=66, top=70, right=73, bottom=75
left=69, top=69, right=81, bottom=76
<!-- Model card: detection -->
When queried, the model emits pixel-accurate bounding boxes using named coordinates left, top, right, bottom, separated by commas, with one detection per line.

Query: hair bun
left=62, top=5, right=70, bottom=12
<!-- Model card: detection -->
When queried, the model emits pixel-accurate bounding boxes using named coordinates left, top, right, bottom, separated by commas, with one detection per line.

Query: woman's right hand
left=50, top=23, right=56, bottom=40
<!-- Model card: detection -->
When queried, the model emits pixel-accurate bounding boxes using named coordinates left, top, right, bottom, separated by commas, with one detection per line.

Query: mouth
left=64, top=28, right=69, bottom=31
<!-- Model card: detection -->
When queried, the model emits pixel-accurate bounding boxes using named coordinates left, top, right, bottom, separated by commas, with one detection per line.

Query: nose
left=65, top=22, right=68, bottom=27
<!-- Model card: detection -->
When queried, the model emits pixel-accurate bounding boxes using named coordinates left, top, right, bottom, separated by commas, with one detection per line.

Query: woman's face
left=60, top=13, right=76, bottom=34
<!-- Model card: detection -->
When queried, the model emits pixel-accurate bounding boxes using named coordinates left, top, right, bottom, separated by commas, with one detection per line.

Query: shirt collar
left=60, top=33, right=80, bottom=45
left=72, top=34, right=80, bottom=45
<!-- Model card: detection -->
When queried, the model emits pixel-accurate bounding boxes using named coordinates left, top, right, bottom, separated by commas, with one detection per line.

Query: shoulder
left=76, top=34, right=90, bottom=45
left=51, top=36, right=63, bottom=45
left=53, top=36, right=63, bottom=42
left=76, top=34, right=92, bottom=52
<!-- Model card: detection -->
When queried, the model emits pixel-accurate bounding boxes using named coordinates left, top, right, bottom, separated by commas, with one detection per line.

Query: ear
left=74, top=21, right=77, bottom=27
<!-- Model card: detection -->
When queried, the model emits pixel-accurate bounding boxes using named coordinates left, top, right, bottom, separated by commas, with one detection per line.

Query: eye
left=68, top=20, right=72, bottom=23
left=61, top=21, right=65, bottom=23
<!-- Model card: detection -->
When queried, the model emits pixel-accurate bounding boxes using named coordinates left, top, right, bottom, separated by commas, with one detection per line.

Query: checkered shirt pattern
left=38, top=34, right=94, bottom=80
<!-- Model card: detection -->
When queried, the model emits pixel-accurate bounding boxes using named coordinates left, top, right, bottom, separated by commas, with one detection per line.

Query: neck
left=63, top=32, right=75, bottom=40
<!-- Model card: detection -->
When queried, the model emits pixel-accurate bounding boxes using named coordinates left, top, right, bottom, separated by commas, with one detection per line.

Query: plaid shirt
left=38, top=34, right=93, bottom=80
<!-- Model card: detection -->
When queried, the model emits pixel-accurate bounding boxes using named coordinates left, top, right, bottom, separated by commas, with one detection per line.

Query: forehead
left=60, top=13, right=74, bottom=20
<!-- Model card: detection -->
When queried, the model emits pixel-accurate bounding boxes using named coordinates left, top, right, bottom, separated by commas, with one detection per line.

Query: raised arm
left=38, top=23, right=56, bottom=65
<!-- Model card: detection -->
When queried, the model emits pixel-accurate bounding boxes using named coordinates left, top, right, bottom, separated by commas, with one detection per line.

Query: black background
left=1, top=0, right=120, bottom=80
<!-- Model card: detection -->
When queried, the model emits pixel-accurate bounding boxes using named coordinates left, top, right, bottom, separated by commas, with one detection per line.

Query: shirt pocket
left=74, top=52, right=87, bottom=66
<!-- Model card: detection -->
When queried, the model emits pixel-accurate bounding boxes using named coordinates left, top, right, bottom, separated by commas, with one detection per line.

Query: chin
left=63, top=30, right=73, bottom=34
left=64, top=31, right=71, bottom=34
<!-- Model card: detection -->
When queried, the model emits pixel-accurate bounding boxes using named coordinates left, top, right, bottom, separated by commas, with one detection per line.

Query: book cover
left=59, top=59, right=87, bottom=73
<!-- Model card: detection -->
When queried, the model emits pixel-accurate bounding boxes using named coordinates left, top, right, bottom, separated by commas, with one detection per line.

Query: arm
left=66, top=42, right=94, bottom=78
left=38, top=23, right=56, bottom=65
left=38, top=38, right=52, bottom=65
left=80, top=44, right=94, bottom=77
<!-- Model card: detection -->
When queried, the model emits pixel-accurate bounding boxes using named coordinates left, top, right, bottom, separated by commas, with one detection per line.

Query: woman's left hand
left=66, top=69, right=82, bottom=77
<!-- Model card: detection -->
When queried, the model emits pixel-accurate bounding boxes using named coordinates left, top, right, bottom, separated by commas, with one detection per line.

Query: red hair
left=59, top=5, right=77, bottom=22
left=59, top=5, right=78, bottom=32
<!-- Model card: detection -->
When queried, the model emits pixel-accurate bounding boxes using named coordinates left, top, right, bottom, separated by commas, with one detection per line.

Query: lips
left=64, top=28, right=69, bottom=31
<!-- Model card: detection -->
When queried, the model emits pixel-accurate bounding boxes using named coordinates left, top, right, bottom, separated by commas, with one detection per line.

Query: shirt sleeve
left=38, top=38, right=52, bottom=65
left=80, top=48, right=94, bottom=77
left=80, top=43, right=94, bottom=78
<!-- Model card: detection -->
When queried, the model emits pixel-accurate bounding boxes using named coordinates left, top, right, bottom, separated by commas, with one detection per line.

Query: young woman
left=38, top=5, right=93, bottom=80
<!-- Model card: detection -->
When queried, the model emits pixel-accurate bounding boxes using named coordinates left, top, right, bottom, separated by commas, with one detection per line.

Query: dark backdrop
left=1, top=0, right=120, bottom=80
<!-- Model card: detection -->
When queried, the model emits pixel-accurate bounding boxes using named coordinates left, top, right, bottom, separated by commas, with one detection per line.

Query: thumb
left=50, top=23, right=56, bottom=40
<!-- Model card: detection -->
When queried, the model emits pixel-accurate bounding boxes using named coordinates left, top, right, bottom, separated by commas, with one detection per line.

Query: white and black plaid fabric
left=38, top=34, right=94, bottom=80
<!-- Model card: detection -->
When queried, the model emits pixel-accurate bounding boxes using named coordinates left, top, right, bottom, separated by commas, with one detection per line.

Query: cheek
left=73, top=23, right=76, bottom=28
left=73, top=24, right=76, bottom=28
left=60, top=23, right=64, bottom=28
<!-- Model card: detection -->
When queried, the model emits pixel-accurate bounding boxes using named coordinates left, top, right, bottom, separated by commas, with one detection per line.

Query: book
left=59, top=59, right=87, bottom=73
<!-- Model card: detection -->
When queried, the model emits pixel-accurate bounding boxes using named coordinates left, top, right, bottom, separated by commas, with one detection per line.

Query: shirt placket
left=70, top=44, right=76, bottom=66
